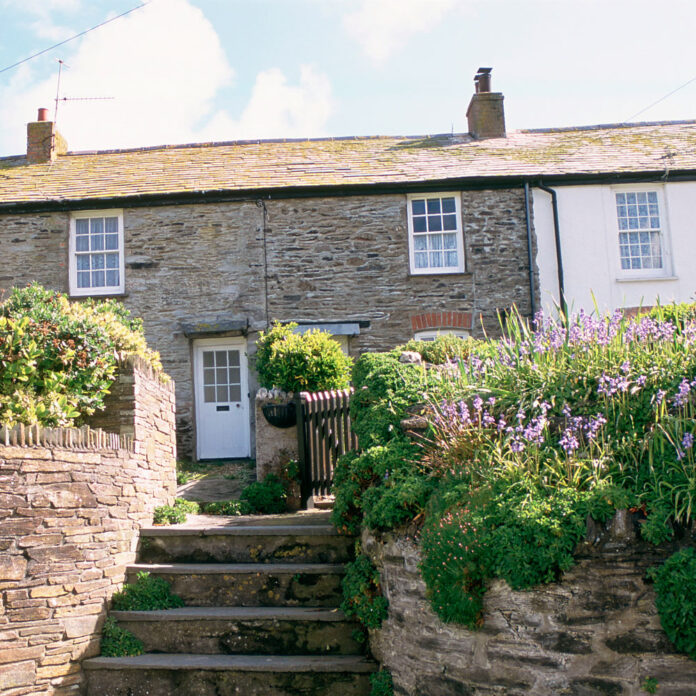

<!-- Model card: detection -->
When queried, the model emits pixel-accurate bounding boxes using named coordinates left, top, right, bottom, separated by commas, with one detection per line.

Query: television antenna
left=53, top=59, right=114, bottom=125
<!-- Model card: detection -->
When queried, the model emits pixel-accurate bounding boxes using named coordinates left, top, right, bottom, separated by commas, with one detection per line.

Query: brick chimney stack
left=466, top=67, right=506, bottom=139
left=26, top=108, right=68, bottom=164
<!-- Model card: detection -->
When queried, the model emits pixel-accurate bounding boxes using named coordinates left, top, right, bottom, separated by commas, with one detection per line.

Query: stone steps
left=139, top=524, right=353, bottom=564
left=83, top=654, right=375, bottom=696
left=127, top=562, right=345, bottom=607
left=84, top=516, right=374, bottom=695
left=111, top=606, right=362, bottom=655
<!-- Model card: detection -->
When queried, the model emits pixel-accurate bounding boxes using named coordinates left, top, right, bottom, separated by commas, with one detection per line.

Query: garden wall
left=364, top=514, right=696, bottom=696
left=0, top=360, right=177, bottom=696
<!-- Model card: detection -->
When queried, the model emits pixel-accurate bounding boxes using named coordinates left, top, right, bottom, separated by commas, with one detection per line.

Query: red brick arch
left=410, top=311, right=472, bottom=332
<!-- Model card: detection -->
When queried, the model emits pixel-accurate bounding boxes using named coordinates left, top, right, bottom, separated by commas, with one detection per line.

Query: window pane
left=413, top=217, right=427, bottom=233
left=445, top=251, right=458, bottom=267
left=105, top=217, right=119, bottom=233
left=216, top=385, right=228, bottom=402
left=215, top=351, right=227, bottom=366
left=430, top=251, right=443, bottom=267
left=204, top=386, right=215, bottom=403
left=429, top=235, right=442, bottom=250
left=443, top=234, right=457, bottom=249
left=105, top=253, right=119, bottom=269
left=92, top=271, right=105, bottom=287
left=204, top=368, right=215, bottom=385
left=441, top=197, right=456, bottom=213
left=411, top=199, right=425, bottom=215
left=76, top=219, right=89, bottom=235
left=415, top=252, right=428, bottom=269
left=216, top=368, right=227, bottom=384
left=427, top=216, right=442, bottom=232
left=77, top=255, right=90, bottom=270
left=229, top=367, right=240, bottom=384
left=229, top=384, right=241, bottom=402
left=228, top=351, right=240, bottom=367
left=105, top=234, right=119, bottom=250
left=92, top=254, right=105, bottom=270
left=76, top=236, right=89, bottom=251
left=91, top=234, right=104, bottom=251
left=443, top=214, right=457, bottom=231
left=203, top=352, right=214, bottom=368
left=106, top=270, right=119, bottom=287
left=414, top=235, right=427, bottom=251
left=90, top=218, right=104, bottom=234
left=427, top=199, right=441, bottom=214
left=77, top=271, right=90, bottom=288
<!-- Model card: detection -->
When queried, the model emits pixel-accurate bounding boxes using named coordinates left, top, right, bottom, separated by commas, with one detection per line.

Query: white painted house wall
left=533, top=182, right=696, bottom=317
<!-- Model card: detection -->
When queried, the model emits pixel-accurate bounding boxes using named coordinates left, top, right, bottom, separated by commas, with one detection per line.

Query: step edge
left=110, top=607, right=350, bottom=622
left=128, top=563, right=346, bottom=574
left=140, top=525, right=345, bottom=537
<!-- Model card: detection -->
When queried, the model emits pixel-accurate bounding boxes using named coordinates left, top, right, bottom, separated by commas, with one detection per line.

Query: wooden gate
left=295, top=389, right=359, bottom=505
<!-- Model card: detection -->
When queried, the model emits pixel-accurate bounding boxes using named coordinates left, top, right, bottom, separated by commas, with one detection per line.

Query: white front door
left=194, top=338, right=250, bottom=460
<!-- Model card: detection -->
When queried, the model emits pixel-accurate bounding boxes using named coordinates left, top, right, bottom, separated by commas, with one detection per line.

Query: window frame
left=69, top=210, right=125, bottom=297
left=611, top=185, right=671, bottom=280
left=407, top=192, right=465, bottom=275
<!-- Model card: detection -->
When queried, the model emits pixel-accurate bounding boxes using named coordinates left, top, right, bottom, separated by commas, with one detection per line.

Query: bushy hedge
left=332, top=309, right=696, bottom=630
left=0, top=284, right=161, bottom=426
left=255, top=321, right=352, bottom=393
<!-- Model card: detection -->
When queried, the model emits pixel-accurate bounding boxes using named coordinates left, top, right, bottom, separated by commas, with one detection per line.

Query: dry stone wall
left=0, top=362, right=176, bottom=696
left=364, top=517, right=696, bottom=696
left=0, top=189, right=537, bottom=458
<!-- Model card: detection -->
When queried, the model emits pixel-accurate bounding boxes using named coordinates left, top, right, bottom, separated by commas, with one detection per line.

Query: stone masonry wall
left=364, top=516, right=696, bottom=696
left=0, top=363, right=177, bottom=696
left=0, top=189, right=538, bottom=458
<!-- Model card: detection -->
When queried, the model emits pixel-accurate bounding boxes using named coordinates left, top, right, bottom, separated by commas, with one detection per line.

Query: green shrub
left=152, top=498, right=199, bottom=525
left=340, top=552, right=389, bottom=637
left=649, top=548, right=696, bottom=659
left=254, top=321, right=352, bottom=392
left=399, top=334, right=492, bottom=365
left=111, top=571, right=185, bottom=611
left=646, top=302, right=696, bottom=329
left=642, top=676, right=659, bottom=694
left=203, top=500, right=246, bottom=516
left=100, top=617, right=143, bottom=657
left=0, top=283, right=161, bottom=427
left=240, top=473, right=287, bottom=514
left=370, top=669, right=394, bottom=696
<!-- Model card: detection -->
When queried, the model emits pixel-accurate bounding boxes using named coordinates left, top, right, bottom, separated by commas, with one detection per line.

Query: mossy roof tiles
left=1, top=120, right=696, bottom=205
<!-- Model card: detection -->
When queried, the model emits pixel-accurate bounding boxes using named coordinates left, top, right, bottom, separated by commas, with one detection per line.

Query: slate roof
left=1, top=120, right=696, bottom=206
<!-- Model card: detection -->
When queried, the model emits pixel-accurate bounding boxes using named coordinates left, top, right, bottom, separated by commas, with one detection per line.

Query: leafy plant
left=254, top=321, right=352, bottom=392
left=152, top=498, right=199, bottom=525
left=240, top=473, right=287, bottom=514
left=370, top=669, right=394, bottom=696
left=648, top=548, right=696, bottom=659
left=0, top=283, right=161, bottom=427
left=340, top=552, right=389, bottom=637
left=641, top=676, right=659, bottom=694
left=111, top=571, right=185, bottom=611
left=100, top=617, right=143, bottom=657
left=203, top=500, right=246, bottom=516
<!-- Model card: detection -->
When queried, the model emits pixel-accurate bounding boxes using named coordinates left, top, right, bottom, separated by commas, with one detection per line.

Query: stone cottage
left=2, top=69, right=695, bottom=460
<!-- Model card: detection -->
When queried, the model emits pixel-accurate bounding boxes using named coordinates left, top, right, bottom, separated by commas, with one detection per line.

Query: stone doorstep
left=83, top=654, right=377, bottom=673
left=139, top=524, right=342, bottom=537
left=148, top=510, right=333, bottom=528
left=127, top=562, right=346, bottom=575
left=111, top=607, right=349, bottom=622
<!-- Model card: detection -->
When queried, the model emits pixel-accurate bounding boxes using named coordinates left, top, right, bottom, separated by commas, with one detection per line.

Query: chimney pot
left=37, top=108, right=49, bottom=122
left=475, top=67, right=492, bottom=93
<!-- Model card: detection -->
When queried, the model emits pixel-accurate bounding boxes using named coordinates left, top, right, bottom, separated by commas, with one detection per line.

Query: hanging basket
left=261, top=402, right=297, bottom=428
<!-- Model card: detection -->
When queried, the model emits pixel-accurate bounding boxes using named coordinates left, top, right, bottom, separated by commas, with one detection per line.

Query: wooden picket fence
left=295, top=389, right=359, bottom=505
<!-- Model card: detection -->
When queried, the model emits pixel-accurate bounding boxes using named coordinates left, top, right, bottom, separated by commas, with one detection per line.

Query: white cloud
left=8, top=0, right=82, bottom=41
left=200, top=66, right=333, bottom=142
left=0, top=0, right=233, bottom=154
left=343, top=0, right=459, bottom=64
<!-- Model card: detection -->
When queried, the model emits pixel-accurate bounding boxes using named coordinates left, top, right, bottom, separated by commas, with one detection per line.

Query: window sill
left=615, top=276, right=678, bottom=284
left=69, top=290, right=128, bottom=299
left=409, top=271, right=473, bottom=279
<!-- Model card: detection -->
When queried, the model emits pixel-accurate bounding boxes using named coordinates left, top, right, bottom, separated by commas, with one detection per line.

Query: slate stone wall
left=0, top=363, right=176, bottom=695
left=363, top=518, right=696, bottom=696
left=0, top=188, right=537, bottom=458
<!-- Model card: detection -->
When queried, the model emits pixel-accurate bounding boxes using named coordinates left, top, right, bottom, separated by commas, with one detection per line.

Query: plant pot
left=261, top=402, right=297, bottom=428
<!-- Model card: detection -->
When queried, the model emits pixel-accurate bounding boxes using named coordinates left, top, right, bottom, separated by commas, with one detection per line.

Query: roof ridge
left=521, top=119, right=696, bottom=134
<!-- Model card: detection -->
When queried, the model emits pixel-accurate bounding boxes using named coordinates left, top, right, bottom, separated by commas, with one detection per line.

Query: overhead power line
left=0, top=2, right=149, bottom=76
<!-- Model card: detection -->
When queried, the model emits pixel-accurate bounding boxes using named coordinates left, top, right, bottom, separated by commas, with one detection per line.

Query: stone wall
left=0, top=363, right=177, bottom=696
left=254, top=390, right=298, bottom=482
left=364, top=515, right=696, bottom=696
left=0, top=188, right=538, bottom=458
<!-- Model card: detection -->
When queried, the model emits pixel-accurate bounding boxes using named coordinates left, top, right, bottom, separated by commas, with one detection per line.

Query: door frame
left=193, top=336, right=250, bottom=460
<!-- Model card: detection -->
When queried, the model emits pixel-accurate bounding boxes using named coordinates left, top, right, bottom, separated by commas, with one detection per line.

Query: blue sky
left=1, top=0, right=695, bottom=156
